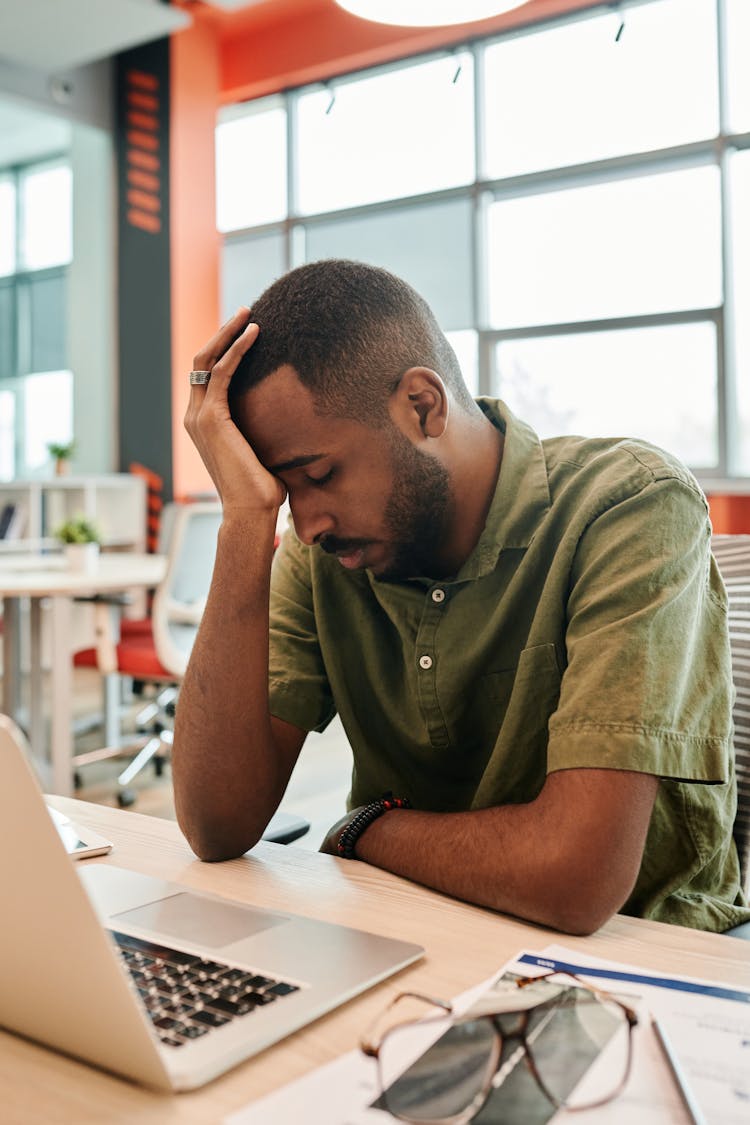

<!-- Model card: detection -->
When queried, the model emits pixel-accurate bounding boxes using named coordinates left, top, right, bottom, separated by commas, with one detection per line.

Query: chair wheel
left=154, top=756, right=165, bottom=778
left=117, top=788, right=137, bottom=808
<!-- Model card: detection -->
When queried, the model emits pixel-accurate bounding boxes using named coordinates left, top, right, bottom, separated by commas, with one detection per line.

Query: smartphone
left=46, top=804, right=114, bottom=860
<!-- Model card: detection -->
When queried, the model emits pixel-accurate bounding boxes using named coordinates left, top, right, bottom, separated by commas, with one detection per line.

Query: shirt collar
left=456, top=398, right=551, bottom=581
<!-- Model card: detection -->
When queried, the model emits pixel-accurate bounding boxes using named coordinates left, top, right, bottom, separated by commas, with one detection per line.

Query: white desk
left=3, top=798, right=749, bottom=1125
left=0, top=553, right=166, bottom=794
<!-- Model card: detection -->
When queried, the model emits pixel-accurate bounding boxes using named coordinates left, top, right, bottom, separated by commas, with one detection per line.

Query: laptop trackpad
left=112, top=892, right=285, bottom=949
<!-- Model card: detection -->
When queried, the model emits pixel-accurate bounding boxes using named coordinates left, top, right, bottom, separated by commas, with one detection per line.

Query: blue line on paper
left=518, top=953, right=750, bottom=1006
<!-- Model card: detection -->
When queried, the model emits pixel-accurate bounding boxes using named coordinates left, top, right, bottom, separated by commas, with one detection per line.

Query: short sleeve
left=268, top=527, right=336, bottom=733
left=547, top=476, right=732, bottom=782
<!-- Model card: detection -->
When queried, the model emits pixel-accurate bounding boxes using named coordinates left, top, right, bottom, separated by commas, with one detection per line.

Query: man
left=174, top=259, right=749, bottom=936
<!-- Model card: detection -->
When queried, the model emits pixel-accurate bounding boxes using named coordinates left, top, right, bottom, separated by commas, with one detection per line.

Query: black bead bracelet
left=337, top=793, right=411, bottom=859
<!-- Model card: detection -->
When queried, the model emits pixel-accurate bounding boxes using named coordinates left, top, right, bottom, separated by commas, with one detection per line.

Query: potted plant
left=54, top=513, right=102, bottom=573
left=48, top=439, right=77, bottom=476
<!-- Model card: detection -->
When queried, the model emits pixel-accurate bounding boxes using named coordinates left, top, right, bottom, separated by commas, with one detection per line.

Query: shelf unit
left=0, top=475, right=147, bottom=553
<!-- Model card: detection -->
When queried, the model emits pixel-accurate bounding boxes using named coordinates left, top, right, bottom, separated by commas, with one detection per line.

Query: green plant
left=47, top=439, right=77, bottom=461
left=54, top=513, right=101, bottom=545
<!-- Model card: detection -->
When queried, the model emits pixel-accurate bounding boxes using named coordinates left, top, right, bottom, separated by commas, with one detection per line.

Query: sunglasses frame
left=360, top=970, right=639, bottom=1125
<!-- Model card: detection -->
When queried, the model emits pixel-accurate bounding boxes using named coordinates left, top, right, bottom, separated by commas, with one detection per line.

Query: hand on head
left=184, top=309, right=286, bottom=515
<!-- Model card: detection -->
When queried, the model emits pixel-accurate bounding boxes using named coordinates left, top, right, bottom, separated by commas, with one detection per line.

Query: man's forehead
left=237, top=365, right=353, bottom=471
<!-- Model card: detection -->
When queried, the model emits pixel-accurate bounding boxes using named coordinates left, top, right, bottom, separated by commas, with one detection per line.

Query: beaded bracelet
left=337, top=793, right=411, bottom=860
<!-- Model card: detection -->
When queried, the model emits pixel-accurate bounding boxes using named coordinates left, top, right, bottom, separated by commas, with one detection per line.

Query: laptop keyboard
left=112, top=930, right=300, bottom=1048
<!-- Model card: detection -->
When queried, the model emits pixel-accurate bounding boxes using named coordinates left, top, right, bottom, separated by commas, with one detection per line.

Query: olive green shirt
left=268, top=399, right=749, bottom=932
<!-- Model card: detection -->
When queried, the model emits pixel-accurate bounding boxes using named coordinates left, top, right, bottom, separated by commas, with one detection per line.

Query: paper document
left=227, top=943, right=743, bottom=1125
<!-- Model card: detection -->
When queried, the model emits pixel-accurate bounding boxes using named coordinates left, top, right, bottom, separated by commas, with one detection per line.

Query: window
left=19, top=162, right=73, bottom=270
left=492, top=323, right=717, bottom=469
left=729, top=149, right=750, bottom=475
left=217, top=0, right=750, bottom=482
left=295, top=53, right=474, bottom=215
left=0, top=157, right=73, bottom=480
left=482, top=0, right=718, bottom=178
left=216, top=98, right=287, bottom=232
left=725, top=0, right=750, bottom=134
left=487, top=167, right=722, bottom=328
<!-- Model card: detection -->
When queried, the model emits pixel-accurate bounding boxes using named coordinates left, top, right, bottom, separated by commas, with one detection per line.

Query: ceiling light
left=333, top=1, right=530, bottom=27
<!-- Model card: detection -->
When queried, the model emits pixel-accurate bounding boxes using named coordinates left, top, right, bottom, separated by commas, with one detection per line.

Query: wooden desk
left=0, top=553, right=166, bottom=794
left=3, top=799, right=748, bottom=1125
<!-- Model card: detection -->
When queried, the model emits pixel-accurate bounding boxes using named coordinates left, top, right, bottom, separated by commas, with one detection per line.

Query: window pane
left=729, top=150, right=750, bottom=475
left=23, top=369, right=73, bottom=472
left=0, top=284, right=15, bottom=378
left=483, top=0, right=718, bottom=179
left=0, top=177, right=15, bottom=277
left=29, top=273, right=67, bottom=372
left=23, top=371, right=73, bottom=472
left=0, top=389, right=14, bottom=480
left=492, top=323, right=717, bottom=469
left=305, top=197, right=473, bottom=331
left=222, top=231, right=286, bottom=318
left=487, top=166, right=722, bottom=328
left=295, top=53, right=474, bottom=215
left=216, top=99, right=287, bottom=232
left=725, top=0, right=750, bottom=134
left=20, top=163, right=72, bottom=270
left=446, top=329, right=478, bottom=397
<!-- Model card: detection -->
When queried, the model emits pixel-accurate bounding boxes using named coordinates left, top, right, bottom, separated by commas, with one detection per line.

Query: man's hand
left=183, top=308, right=286, bottom=516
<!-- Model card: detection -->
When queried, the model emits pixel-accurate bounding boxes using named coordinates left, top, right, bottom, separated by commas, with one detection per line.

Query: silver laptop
left=0, top=715, right=423, bottom=1091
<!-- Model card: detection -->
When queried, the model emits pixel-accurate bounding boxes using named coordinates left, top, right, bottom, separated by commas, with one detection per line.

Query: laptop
left=0, top=715, right=423, bottom=1091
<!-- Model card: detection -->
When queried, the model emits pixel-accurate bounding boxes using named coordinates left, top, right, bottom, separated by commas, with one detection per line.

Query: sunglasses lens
left=523, top=987, right=631, bottom=1109
left=378, top=1018, right=497, bottom=1123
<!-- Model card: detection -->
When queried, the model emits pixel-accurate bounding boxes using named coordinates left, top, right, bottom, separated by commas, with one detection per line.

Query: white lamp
left=333, top=1, right=530, bottom=27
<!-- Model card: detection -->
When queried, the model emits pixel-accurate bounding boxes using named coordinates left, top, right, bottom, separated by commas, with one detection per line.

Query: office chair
left=73, top=502, right=221, bottom=801
left=72, top=501, right=309, bottom=844
left=710, top=533, right=750, bottom=939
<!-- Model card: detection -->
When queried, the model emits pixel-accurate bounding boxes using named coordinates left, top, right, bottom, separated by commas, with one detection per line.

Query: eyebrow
left=268, top=452, right=327, bottom=474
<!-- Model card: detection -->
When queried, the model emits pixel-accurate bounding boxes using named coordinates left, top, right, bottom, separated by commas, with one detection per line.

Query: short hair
left=228, top=259, right=475, bottom=426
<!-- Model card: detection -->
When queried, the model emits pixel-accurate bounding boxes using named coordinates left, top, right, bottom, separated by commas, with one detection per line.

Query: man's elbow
left=177, top=811, right=263, bottom=863
left=522, top=856, right=639, bottom=935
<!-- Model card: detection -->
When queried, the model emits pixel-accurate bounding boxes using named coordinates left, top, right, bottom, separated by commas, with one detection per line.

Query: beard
left=377, top=429, right=451, bottom=582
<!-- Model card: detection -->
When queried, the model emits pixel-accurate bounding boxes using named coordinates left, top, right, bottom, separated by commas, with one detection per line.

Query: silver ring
left=189, top=370, right=212, bottom=386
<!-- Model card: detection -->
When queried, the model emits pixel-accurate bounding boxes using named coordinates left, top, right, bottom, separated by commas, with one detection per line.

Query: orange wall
left=707, top=495, right=750, bottom=534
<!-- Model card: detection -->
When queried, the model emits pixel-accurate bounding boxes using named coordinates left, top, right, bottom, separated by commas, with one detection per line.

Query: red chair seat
left=73, top=627, right=171, bottom=679
left=115, top=634, right=171, bottom=679
left=120, top=617, right=152, bottom=637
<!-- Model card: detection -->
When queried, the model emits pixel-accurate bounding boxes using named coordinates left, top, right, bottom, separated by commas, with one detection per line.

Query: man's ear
left=389, top=368, right=449, bottom=441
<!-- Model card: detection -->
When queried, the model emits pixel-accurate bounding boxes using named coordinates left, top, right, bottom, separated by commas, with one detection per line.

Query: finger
left=204, top=320, right=260, bottom=393
left=192, top=306, right=252, bottom=370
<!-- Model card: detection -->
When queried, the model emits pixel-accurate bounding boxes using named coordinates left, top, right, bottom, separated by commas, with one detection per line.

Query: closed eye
left=307, top=467, right=334, bottom=488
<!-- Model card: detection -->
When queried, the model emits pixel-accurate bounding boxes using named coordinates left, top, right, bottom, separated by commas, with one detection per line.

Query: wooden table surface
left=4, top=798, right=748, bottom=1125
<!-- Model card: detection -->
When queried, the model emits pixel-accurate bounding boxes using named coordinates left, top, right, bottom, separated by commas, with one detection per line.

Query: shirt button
left=418, top=654, right=433, bottom=670
left=431, top=588, right=446, bottom=604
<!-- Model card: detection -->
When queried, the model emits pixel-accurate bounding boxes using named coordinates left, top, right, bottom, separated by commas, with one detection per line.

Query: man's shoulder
left=541, top=431, right=705, bottom=505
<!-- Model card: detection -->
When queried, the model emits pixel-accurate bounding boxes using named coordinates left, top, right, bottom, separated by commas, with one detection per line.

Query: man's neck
left=438, top=407, right=505, bottom=576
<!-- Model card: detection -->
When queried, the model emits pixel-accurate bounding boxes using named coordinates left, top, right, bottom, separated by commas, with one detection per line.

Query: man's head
left=229, top=260, right=484, bottom=581
left=228, top=258, right=474, bottom=423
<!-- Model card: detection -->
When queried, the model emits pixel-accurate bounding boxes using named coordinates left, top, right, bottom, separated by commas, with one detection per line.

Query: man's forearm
left=172, top=514, right=286, bottom=860
left=346, top=769, right=659, bottom=935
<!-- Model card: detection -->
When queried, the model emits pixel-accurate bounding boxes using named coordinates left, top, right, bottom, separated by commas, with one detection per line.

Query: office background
left=1, top=0, right=749, bottom=529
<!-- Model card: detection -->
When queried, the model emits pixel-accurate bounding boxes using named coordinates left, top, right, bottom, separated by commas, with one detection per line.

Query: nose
left=289, top=495, right=335, bottom=546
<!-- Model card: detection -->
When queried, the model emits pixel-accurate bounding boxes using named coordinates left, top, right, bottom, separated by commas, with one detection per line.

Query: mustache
left=318, top=534, right=372, bottom=555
